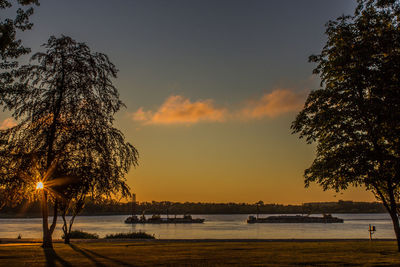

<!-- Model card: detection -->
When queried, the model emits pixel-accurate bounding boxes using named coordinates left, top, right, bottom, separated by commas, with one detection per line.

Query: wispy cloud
left=238, top=89, right=306, bottom=119
left=132, top=89, right=306, bottom=126
left=132, top=95, right=227, bottom=125
left=0, top=118, right=17, bottom=130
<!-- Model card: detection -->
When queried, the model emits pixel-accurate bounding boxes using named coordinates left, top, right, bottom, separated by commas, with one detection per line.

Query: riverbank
left=0, top=200, right=387, bottom=218
left=0, top=239, right=399, bottom=266
left=0, top=211, right=389, bottom=219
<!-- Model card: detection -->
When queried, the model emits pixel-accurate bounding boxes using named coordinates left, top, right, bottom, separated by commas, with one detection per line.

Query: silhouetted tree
left=0, top=0, right=39, bottom=67
left=0, top=0, right=39, bottom=210
left=292, top=0, right=400, bottom=251
left=60, top=188, right=86, bottom=244
left=0, top=36, right=138, bottom=248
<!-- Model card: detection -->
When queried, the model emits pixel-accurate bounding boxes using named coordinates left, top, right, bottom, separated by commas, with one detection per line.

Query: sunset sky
left=1, top=0, right=376, bottom=204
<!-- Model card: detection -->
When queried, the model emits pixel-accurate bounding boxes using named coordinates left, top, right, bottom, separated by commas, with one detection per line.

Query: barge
left=247, top=214, right=344, bottom=223
left=125, top=214, right=205, bottom=224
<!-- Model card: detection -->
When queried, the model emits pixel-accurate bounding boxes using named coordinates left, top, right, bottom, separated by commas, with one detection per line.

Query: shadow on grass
left=43, top=247, right=72, bottom=267
left=83, top=248, right=136, bottom=267
left=69, top=244, right=107, bottom=267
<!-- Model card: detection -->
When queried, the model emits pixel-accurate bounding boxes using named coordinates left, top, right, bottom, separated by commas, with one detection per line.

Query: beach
left=0, top=239, right=399, bottom=266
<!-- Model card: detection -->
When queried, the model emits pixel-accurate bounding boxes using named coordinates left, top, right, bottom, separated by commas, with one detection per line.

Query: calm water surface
left=0, top=214, right=395, bottom=239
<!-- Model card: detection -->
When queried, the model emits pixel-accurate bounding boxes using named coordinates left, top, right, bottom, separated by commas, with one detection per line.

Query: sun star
left=36, top=181, right=44, bottom=190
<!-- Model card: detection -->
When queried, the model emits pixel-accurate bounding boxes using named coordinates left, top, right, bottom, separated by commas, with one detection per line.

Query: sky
left=1, top=0, right=377, bottom=204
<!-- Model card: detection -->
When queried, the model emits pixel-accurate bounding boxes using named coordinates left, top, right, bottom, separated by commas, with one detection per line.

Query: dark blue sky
left=23, top=0, right=357, bottom=107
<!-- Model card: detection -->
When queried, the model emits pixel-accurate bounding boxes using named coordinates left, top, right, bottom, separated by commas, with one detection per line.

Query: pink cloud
left=0, top=118, right=17, bottom=130
left=239, top=89, right=306, bottom=119
left=132, top=95, right=227, bottom=125
left=132, top=90, right=306, bottom=125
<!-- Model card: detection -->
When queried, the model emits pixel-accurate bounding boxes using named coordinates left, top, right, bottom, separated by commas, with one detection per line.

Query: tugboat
left=247, top=214, right=344, bottom=223
left=125, top=215, right=146, bottom=224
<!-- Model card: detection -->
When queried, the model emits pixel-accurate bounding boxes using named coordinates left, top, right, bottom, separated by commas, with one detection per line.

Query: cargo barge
left=125, top=214, right=205, bottom=224
left=247, top=214, right=344, bottom=223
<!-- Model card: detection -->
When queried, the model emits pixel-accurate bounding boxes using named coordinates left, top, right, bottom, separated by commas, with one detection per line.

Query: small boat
left=247, top=214, right=344, bottom=224
left=125, top=214, right=205, bottom=224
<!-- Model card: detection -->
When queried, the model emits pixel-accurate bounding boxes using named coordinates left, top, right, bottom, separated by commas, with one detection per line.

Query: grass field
left=0, top=240, right=400, bottom=266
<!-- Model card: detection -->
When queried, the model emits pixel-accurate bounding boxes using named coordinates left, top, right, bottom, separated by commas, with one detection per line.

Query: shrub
left=62, top=230, right=99, bottom=239
left=105, top=231, right=155, bottom=239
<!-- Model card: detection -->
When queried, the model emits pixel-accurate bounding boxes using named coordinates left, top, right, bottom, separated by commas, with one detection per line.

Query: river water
left=0, top=213, right=396, bottom=239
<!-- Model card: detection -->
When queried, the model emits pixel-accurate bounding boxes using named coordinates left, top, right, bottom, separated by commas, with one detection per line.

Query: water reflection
left=0, top=213, right=395, bottom=239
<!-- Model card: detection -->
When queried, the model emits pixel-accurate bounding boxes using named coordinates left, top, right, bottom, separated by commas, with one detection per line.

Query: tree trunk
left=61, top=194, right=85, bottom=244
left=65, top=214, right=77, bottom=244
left=42, top=231, right=53, bottom=248
left=41, top=192, right=52, bottom=248
left=41, top=55, right=65, bottom=248
left=389, top=211, right=400, bottom=252
left=62, top=212, right=70, bottom=244
left=384, top=183, right=400, bottom=252
left=49, top=201, right=58, bottom=235
left=64, top=234, right=70, bottom=244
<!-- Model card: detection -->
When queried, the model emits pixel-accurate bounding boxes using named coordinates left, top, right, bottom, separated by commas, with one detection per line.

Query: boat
left=124, top=215, right=143, bottom=224
left=125, top=214, right=205, bottom=224
left=247, top=214, right=344, bottom=223
left=124, top=194, right=204, bottom=224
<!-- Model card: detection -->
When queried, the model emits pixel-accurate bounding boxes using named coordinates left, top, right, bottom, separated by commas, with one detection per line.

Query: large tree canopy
left=0, top=36, right=138, bottom=247
left=292, top=0, right=400, bottom=251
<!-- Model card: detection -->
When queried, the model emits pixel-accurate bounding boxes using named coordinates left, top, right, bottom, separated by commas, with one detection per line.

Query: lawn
left=0, top=240, right=399, bottom=266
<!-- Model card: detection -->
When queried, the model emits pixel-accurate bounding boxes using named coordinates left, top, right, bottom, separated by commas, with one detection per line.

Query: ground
left=0, top=240, right=400, bottom=266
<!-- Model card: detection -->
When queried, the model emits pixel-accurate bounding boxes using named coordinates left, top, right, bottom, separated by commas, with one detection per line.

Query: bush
left=105, top=231, right=155, bottom=239
left=62, top=230, right=99, bottom=239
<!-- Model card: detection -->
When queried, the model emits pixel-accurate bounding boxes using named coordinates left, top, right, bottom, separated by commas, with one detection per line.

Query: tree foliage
left=292, top=0, right=400, bottom=250
left=0, top=35, right=138, bottom=247
left=0, top=0, right=39, bottom=68
left=0, top=0, right=39, bottom=208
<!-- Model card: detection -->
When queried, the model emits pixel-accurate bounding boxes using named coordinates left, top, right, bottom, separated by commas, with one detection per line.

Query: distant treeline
left=0, top=200, right=386, bottom=218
